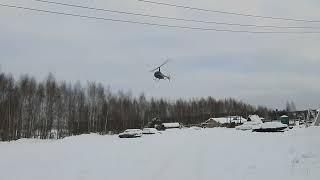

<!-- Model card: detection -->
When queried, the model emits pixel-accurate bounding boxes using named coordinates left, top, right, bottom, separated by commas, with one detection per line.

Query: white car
left=118, top=129, right=143, bottom=138
left=142, top=128, right=158, bottom=134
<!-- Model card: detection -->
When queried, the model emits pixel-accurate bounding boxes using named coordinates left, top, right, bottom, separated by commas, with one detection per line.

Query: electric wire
left=137, top=0, right=320, bottom=23
left=30, top=0, right=320, bottom=29
left=1, top=3, right=320, bottom=34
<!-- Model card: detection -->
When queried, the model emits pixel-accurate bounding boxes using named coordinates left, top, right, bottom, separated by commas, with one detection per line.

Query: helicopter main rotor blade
left=158, top=59, right=170, bottom=68
left=149, top=67, right=159, bottom=72
left=149, top=59, right=170, bottom=72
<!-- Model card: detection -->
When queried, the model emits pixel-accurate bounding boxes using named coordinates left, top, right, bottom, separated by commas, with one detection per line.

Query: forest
left=0, top=72, right=273, bottom=141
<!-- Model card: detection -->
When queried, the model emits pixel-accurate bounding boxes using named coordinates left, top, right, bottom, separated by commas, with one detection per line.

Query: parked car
left=118, top=129, right=143, bottom=138
left=142, top=128, right=158, bottom=134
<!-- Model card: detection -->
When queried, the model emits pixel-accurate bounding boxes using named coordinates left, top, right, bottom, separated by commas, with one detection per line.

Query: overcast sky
left=1, top=0, right=320, bottom=110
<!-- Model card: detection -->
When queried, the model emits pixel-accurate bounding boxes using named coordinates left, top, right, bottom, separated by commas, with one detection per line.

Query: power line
left=137, top=0, right=320, bottom=23
left=1, top=3, right=320, bottom=34
left=28, top=0, right=320, bottom=30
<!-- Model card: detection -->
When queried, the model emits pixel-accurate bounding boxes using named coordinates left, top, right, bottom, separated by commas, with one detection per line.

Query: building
left=212, top=116, right=247, bottom=125
left=314, top=109, right=320, bottom=126
left=202, top=116, right=247, bottom=128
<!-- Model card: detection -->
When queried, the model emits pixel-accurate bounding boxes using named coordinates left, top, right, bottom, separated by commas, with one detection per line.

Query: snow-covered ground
left=1, top=127, right=320, bottom=180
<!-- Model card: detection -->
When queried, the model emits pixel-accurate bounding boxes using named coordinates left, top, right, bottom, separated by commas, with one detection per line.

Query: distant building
left=212, top=116, right=247, bottom=125
left=314, top=109, right=320, bottom=126
left=202, top=116, right=247, bottom=128
left=280, top=115, right=289, bottom=125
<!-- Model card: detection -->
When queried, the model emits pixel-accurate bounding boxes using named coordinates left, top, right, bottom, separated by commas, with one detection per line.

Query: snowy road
left=1, top=127, right=320, bottom=180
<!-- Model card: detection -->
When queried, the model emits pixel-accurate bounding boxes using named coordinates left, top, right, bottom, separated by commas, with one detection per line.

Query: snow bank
left=237, top=121, right=288, bottom=131
left=256, top=122, right=288, bottom=129
left=236, top=121, right=262, bottom=131
left=142, top=128, right=158, bottom=134
left=119, top=129, right=143, bottom=138
left=190, top=126, right=202, bottom=130
left=248, top=115, right=263, bottom=123
left=252, top=122, right=288, bottom=132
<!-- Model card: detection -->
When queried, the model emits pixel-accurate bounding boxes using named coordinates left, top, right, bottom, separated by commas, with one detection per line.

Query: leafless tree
left=0, top=72, right=274, bottom=141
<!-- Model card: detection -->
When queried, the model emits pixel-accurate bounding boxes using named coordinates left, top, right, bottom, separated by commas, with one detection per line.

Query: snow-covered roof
left=120, top=129, right=143, bottom=135
left=142, top=128, right=158, bottom=134
left=248, top=115, right=263, bottom=123
left=280, top=115, right=288, bottom=118
left=124, top=129, right=141, bottom=132
left=203, top=118, right=215, bottom=124
left=253, top=122, right=288, bottom=130
left=211, top=116, right=247, bottom=124
left=163, top=123, right=180, bottom=128
left=236, top=121, right=262, bottom=131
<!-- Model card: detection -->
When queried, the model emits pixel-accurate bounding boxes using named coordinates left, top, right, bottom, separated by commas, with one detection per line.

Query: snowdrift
left=248, top=114, right=263, bottom=123
left=252, top=122, right=288, bottom=132
left=236, top=121, right=262, bottom=131
left=142, top=128, right=158, bottom=134
left=118, top=129, right=143, bottom=138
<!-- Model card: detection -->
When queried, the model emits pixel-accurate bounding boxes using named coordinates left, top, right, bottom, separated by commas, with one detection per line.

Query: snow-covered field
left=1, top=127, right=320, bottom=180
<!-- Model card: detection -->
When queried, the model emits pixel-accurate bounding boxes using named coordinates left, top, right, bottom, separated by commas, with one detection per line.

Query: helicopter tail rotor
left=166, top=74, right=171, bottom=81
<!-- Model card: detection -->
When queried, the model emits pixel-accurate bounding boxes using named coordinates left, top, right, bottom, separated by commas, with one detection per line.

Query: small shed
left=280, top=115, right=289, bottom=125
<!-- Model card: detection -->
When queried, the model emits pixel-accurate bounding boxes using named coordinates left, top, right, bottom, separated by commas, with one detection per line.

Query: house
left=202, top=116, right=247, bottom=128
left=212, top=116, right=247, bottom=125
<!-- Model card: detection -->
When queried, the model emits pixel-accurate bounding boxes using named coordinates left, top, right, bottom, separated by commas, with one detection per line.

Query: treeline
left=0, top=72, right=272, bottom=141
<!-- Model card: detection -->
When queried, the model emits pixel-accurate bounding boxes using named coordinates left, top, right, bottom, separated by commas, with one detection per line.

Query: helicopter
left=150, top=59, right=171, bottom=81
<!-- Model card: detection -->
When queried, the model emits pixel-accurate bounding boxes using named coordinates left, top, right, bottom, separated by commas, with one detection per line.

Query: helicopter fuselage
left=154, top=71, right=165, bottom=79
